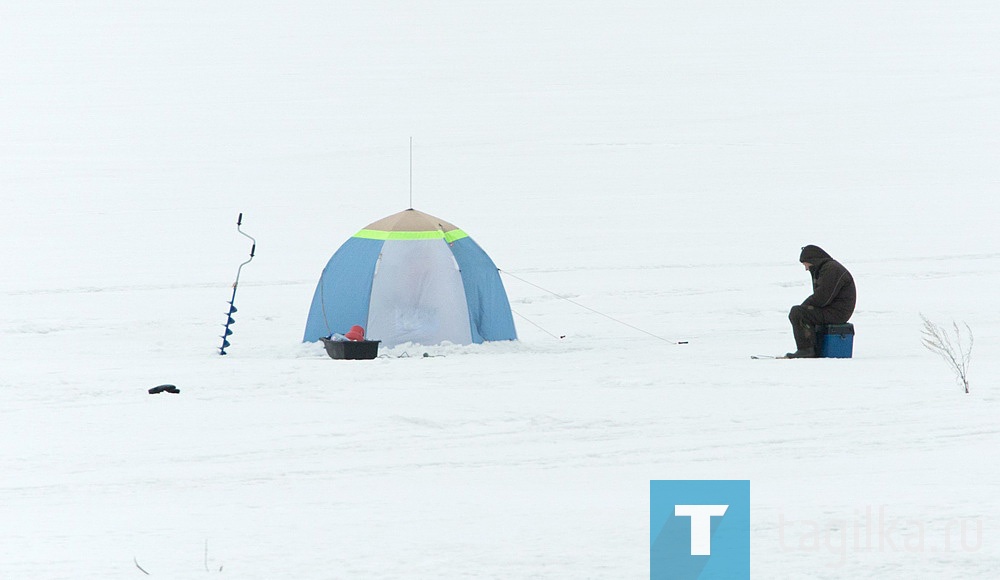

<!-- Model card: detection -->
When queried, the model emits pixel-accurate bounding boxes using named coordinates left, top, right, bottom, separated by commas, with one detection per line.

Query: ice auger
left=219, top=213, right=256, bottom=355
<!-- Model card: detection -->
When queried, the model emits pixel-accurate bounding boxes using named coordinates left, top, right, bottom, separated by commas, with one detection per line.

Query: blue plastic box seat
left=815, top=323, right=854, bottom=358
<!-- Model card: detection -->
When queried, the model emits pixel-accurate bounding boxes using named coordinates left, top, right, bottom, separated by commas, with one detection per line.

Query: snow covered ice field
left=2, top=1, right=999, bottom=578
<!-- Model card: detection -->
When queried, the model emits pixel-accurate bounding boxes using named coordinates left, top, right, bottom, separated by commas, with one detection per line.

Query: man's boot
left=789, top=316, right=817, bottom=358
left=785, top=347, right=816, bottom=358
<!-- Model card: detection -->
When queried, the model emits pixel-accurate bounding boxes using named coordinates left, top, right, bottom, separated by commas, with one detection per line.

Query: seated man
left=787, top=245, right=856, bottom=358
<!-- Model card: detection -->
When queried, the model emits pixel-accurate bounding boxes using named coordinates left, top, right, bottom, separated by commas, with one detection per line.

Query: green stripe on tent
left=354, top=228, right=469, bottom=242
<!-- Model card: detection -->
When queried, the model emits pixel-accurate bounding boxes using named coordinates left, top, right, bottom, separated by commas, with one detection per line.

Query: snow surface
left=2, top=2, right=999, bottom=578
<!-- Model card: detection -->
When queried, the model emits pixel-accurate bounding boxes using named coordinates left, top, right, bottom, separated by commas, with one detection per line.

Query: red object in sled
left=345, top=325, right=365, bottom=341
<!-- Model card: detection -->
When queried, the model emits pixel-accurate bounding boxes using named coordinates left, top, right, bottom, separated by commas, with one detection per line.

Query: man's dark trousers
left=789, top=305, right=847, bottom=351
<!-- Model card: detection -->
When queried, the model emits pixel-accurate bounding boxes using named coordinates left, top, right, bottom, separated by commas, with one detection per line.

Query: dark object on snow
left=148, top=384, right=180, bottom=394
left=789, top=245, right=856, bottom=354
left=321, top=337, right=380, bottom=360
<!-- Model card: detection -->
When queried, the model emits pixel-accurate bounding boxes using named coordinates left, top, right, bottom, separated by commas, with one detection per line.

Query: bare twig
left=921, top=314, right=973, bottom=394
left=134, top=556, right=150, bottom=575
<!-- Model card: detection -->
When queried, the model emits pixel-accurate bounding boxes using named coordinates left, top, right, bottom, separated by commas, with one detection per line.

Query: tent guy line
left=499, top=270, right=688, bottom=345
left=509, top=307, right=566, bottom=340
left=301, top=207, right=686, bottom=348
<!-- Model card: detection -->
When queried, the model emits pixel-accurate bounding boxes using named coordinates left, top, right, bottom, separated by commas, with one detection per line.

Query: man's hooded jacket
left=799, top=245, right=856, bottom=322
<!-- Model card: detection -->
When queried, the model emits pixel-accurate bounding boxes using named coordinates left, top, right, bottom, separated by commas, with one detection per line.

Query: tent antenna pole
left=409, top=136, right=413, bottom=209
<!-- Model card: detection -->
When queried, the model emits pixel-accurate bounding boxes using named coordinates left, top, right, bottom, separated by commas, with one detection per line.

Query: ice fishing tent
left=303, top=209, right=518, bottom=348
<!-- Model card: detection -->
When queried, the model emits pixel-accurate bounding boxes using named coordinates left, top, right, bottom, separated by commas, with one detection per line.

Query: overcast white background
left=1, top=2, right=998, bottom=578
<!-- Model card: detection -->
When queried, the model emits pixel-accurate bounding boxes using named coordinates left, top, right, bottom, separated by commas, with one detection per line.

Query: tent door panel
left=367, top=240, right=472, bottom=347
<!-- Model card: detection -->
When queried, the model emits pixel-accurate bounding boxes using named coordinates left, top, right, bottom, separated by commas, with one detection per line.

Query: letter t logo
left=674, top=504, right=729, bottom=555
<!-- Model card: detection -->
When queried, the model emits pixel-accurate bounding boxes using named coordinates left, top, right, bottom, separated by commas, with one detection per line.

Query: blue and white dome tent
left=303, top=208, right=518, bottom=348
